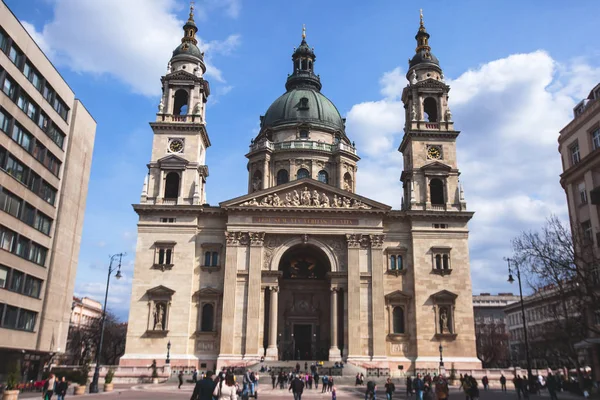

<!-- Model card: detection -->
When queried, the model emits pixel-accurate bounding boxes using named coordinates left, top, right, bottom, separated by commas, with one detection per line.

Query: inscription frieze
left=253, top=216, right=358, bottom=226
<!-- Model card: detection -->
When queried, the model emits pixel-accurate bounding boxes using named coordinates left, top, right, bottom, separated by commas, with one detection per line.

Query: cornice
left=399, top=130, right=460, bottom=152
left=150, top=121, right=211, bottom=148
left=559, top=98, right=600, bottom=141
left=560, top=147, right=600, bottom=186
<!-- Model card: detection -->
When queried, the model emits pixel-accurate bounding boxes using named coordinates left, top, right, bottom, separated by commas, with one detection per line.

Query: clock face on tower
left=427, top=145, right=442, bottom=160
left=168, top=138, right=184, bottom=153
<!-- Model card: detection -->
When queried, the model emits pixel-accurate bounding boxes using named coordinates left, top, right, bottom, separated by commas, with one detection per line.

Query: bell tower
left=399, top=10, right=466, bottom=212
left=142, top=3, right=211, bottom=206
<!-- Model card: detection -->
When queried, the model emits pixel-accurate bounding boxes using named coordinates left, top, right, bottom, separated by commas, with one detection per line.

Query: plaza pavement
left=15, top=383, right=585, bottom=400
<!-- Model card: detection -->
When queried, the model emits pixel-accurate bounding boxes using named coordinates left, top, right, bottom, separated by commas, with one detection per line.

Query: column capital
left=345, top=234, right=361, bottom=248
left=225, top=231, right=240, bottom=246
left=249, top=232, right=266, bottom=247
left=369, top=234, right=385, bottom=249
left=330, top=286, right=340, bottom=293
left=270, top=285, right=279, bottom=293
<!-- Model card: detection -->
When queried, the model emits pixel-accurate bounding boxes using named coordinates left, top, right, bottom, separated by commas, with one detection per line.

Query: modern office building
left=0, top=0, right=96, bottom=380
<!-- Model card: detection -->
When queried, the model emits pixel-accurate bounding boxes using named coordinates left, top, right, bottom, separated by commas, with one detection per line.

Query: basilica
left=120, top=8, right=481, bottom=372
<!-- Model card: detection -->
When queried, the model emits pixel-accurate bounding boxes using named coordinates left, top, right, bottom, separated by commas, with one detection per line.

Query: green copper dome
left=262, top=88, right=344, bottom=131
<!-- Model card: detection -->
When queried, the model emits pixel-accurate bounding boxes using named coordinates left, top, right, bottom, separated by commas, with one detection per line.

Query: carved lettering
left=252, top=217, right=359, bottom=226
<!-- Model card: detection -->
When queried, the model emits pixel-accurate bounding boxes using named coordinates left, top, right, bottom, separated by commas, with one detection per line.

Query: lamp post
left=506, top=257, right=534, bottom=393
left=89, top=253, right=125, bottom=394
left=166, top=340, right=171, bottom=364
left=439, top=343, right=445, bottom=374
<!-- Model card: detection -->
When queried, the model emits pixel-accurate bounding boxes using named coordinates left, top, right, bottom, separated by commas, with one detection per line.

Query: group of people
left=41, top=374, right=69, bottom=400
left=190, top=369, right=253, bottom=400
left=405, top=373, right=450, bottom=400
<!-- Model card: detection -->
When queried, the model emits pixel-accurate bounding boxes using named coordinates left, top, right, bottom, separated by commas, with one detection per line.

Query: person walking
left=271, top=372, right=277, bottom=389
left=289, top=374, right=305, bottom=400
left=406, top=376, right=413, bottom=398
left=43, top=374, right=56, bottom=400
left=55, top=376, right=68, bottom=400
left=413, top=373, right=425, bottom=400
left=314, top=372, right=319, bottom=390
left=546, top=372, right=559, bottom=400
left=321, top=375, right=329, bottom=393
left=328, top=376, right=334, bottom=392
left=213, top=371, right=238, bottom=400
left=513, top=375, right=522, bottom=400
left=500, top=374, right=507, bottom=392
left=332, top=386, right=337, bottom=400
left=190, top=371, right=216, bottom=400
left=435, top=375, right=449, bottom=400
left=356, top=373, right=361, bottom=386
left=385, top=378, right=396, bottom=400
left=178, top=370, right=184, bottom=389
left=482, top=375, right=489, bottom=391
left=365, top=380, right=377, bottom=400
left=307, top=374, right=313, bottom=389
left=192, top=368, right=198, bottom=383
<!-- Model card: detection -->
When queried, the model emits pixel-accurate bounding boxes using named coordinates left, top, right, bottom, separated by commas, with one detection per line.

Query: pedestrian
left=190, top=370, right=216, bottom=400
left=56, top=376, right=68, bottom=400
left=178, top=370, right=184, bottom=389
left=482, top=375, right=489, bottom=391
left=304, top=362, right=308, bottom=372
left=271, top=372, right=277, bottom=389
left=322, top=375, right=329, bottom=393
left=328, top=376, right=334, bottom=392
left=212, top=371, right=237, bottom=400
left=289, top=374, right=305, bottom=400
left=193, top=368, right=198, bottom=383
left=365, top=380, right=377, bottom=400
left=332, top=386, right=337, bottom=400
left=360, top=373, right=365, bottom=385
left=314, top=372, right=319, bottom=390
left=385, top=378, right=396, bottom=400
left=43, top=374, right=56, bottom=400
left=296, top=363, right=300, bottom=373
left=413, top=374, right=425, bottom=400
left=546, top=372, right=559, bottom=400
left=406, top=376, right=413, bottom=397
left=435, top=375, right=449, bottom=400
left=308, top=374, right=313, bottom=389
left=513, top=375, right=522, bottom=400
left=460, top=374, right=472, bottom=400
left=500, top=374, right=507, bottom=392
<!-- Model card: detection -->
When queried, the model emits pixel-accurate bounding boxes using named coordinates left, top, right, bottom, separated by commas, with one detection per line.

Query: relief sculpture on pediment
left=240, top=186, right=371, bottom=209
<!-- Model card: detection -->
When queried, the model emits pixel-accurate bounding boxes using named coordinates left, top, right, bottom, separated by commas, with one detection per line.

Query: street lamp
left=506, top=257, right=534, bottom=393
left=166, top=340, right=171, bottom=364
left=89, top=253, right=125, bottom=394
left=439, top=343, right=445, bottom=374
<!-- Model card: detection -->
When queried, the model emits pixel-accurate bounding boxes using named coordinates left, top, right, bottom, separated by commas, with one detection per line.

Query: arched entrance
left=277, top=244, right=331, bottom=360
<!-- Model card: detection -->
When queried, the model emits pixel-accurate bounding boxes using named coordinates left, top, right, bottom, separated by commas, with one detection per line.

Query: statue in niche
left=410, top=70, right=417, bottom=84
left=445, top=107, right=452, bottom=122
left=167, top=62, right=172, bottom=73
left=193, top=102, right=202, bottom=116
left=153, top=303, right=165, bottom=330
left=440, top=307, right=450, bottom=334
left=252, top=175, right=262, bottom=192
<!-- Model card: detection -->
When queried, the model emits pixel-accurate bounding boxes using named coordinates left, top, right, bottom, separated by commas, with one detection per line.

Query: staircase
left=252, top=360, right=366, bottom=378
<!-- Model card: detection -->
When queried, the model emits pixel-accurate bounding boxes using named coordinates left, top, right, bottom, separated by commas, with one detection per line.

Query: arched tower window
left=308, top=60, right=312, bottom=71
left=423, top=97, right=438, bottom=122
left=173, top=89, right=189, bottom=115
left=429, top=178, right=444, bottom=205
left=201, top=303, right=214, bottom=332
left=277, top=169, right=289, bottom=185
left=318, top=170, right=328, bottom=184
left=252, top=170, right=262, bottom=192
left=393, top=307, right=405, bottom=334
left=164, top=172, right=180, bottom=199
left=297, top=168, right=309, bottom=180
left=294, top=59, right=300, bottom=71
left=343, top=172, right=353, bottom=192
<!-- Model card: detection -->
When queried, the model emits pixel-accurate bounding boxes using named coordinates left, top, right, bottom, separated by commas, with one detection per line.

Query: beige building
left=0, top=1, right=96, bottom=380
left=70, top=296, right=102, bottom=329
left=558, top=82, right=600, bottom=379
left=121, top=11, right=480, bottom=372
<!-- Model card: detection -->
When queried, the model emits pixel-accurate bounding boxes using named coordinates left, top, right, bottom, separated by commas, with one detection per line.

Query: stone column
left=265, top=286, right=279, bottom=360
left=217, top=232, right=240, bottom=366
left=244, top=232, right=265, bottom=360
left=329, top=287, right=341, bottom=361
left=370, top=234, right=386, bottom=359
left=346, top=234, right=361, bottom=360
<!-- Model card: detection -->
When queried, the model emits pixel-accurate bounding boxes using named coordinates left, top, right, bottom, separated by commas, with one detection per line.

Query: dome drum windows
left=318, top=170, right=328, bottom=184
left=296, top=168, right=310, bottom=180
left=276, top=169, right=289, bottom=185
left=431, top=246, right=452, bottom=276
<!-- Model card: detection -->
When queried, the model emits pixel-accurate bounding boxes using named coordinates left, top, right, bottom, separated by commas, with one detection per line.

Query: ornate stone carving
left=238, top=232, right=250, bottom=246
left=239, top=186, right=371, bottom=209
left=346, top=234, right=361, bottom=248
left=225, top=231, right=239, bottom=245
left=263, top=235, right=286, bottom=269
left=249, top=232, right=265, bottom=246
left=360, top=235, right=371, bottom=249
left=369, top=234, right=385, bottom=249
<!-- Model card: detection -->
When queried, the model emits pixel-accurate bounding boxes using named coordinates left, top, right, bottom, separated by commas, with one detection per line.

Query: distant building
left=0, top=1, right=96, bottom=380
left=558, top=83, right=600, bottom=380
left=61, top=297, right=102, bottom=365
left=472, top=293, right=519, bottom=367
left=70, top=297, right=102, bottom=329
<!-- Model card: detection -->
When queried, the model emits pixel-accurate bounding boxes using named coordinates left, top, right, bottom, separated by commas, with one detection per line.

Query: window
left=430, top=178, right=444, bottom=205
left=173, top=89, right=189, bottom=115
left=34, top=212, right=52, bottom=235
left=43, top=83, right=54, bottom=103
left=158, top=248, right=173, bottom=265
left=297, top=168, right=309, bottom=180
left=23, top=62, right=42, bottom=91
left=0, top=226, right=15, bottom=251
left=15, top=236, right=29, bottom=258
left=318, top=170, right=329, bottom=184
left=160, top=217, right=176, bottom=223
left=21, top=203, right=35, bottom=226
left=276, top=169, right=289, bottom=185
left=593, top=129, right=600, bottom=150
left=0, top=29, right=7, bottom=52
left=582, top=220, right=593, bottom=243
left=23, top=275, right=42, bottom=298
left=38, top=112, right=48, bottom=131
left=8, top=44, right=22, bottom=66
left=201, top=303, right=214, bottom=331
left=393, top=307, right=405, bottom=334
left=570, top=143, right=581, bottom=165
left=299, top=129, right=309, bottom=139
left=47, top=124, right=65, bottom=149
left=43, top=152, right=61, bottom=176
left=6, top=154, right=27, bottom=183
left=0, top=265, right=8, bottom=288
left=579, top=183, right=588, bottom=205
left=40, top=181, right=57, bottom=205
left=53, top=97, right=68, bottom=121
left=0, top=187, right=22, bottom=218
left=9, top=269, right=24, bottom=293
left=0, top=109, right=10, bottom=132
left=390, top=255, right=397, bottom=270
left=3, top=305, right=18, bottom=328
left=298, top=97, right=309, bottom=110
left=164, top=172, right=180, bottom=199
left=204, top=251, right=211, bottom=267
left=11, top=124, right=32, bottom=152
left=16, top=309, right=36, bottom=331
left=2, top=76, right=15, bottom=99
left=423, top=97, right=438, bottom=122
left=211, top=252, right=218, bottom=266
left=432, top=248, right=452, bottom=275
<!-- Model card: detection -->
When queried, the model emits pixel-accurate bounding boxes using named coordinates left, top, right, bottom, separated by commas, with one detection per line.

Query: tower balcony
left=156, top=114, right=204, bottom=124
left=407, top=120, right=455, bottom=132
left=248, top=139, right=357, bottom=155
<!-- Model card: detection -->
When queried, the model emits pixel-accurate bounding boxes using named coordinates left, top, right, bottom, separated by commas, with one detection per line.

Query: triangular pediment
left=421, top=161, right=452, bottom=171
left=193, top=287, right=223, bottom=298
left=415, top=78, right=448, bottom=89
left=220, top=178, right=391, bottom=211
left=157, top=154, right=189, bottom=168
left=431, top=289, right=458, bottom=302
left=385, top=290, right=411, bottom=302
left=163, top=69, right=203, bottom=82
left=146, top=285, right=176, bottom=297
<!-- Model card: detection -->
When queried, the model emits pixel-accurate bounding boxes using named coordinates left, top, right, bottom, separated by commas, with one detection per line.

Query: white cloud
left=346, top=51, right=600, bottom=293
left=22, top=0, right=241, bottom=96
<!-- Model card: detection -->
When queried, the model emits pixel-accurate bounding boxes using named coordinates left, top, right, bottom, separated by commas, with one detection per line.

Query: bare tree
left=476, top=321, right=510, bottom=367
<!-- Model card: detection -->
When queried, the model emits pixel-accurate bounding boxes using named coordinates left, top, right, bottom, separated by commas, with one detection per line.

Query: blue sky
left=6, top=0, right=600, bottom=320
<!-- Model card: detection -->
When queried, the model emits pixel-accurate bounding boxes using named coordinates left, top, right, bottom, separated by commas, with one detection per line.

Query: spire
left=286, top=24, right=321, bottom=91
left=181, top=1, right=199, bottom=46
left=302, top=24, right=306, bottom=40
left=415, top=9, right=431, bottom=53
left=407, top=9, right=440, bottom=70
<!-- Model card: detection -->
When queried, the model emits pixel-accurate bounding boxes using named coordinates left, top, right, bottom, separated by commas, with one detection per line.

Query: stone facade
left=121, top=12, right=480, bottom=372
